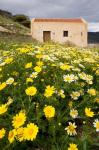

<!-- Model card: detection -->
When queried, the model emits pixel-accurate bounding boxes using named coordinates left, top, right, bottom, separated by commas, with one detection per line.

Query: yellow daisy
left=44, top=85, right=55, bottom=97
left=0, top=128, right=6, bottom=139
left=25, top=86, right=37, bottom=96
left=24, top=123, right=39, bottom=141
left=43, top=105, right=55, bottom=119
left=12, top=111, right=26, bottom=128
left=8, top=129, right=17, bottom=143
left=68, top=143, right=78, bottom=150
left=85, top=107, right=94, bottom=117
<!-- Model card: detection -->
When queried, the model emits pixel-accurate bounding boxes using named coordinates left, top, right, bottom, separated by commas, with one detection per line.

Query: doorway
left=43, top=31, right=51, bottom=42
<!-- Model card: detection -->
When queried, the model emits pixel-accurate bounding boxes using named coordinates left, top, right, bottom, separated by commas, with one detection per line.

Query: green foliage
left=0, top=14, right=29, bottom=34
left=13, top=15, right=30, bottom=28
left=0, top=42, right=99, bottom=150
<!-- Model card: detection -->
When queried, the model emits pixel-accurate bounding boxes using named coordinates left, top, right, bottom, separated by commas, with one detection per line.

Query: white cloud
left=88, top=23, right=99, bottom=32
left=0, top=0, right=99, bottom=33
left=0, top=0, right=99, bottom=22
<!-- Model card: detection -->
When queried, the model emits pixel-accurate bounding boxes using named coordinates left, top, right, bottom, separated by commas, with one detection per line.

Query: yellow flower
left=61, top=94, right=65, bottom=98
left=68, top=143, right=78, bottom=150
left=0, top=128, right=6, bottom=139
left=44, top=85, right=55, bottom=97
left=26, top=78, right=33, bottom=83
left=3, top=51, right=9, bottom=56
left=12, top=111, right=26, bottom=128
left=0, top=104, right=8, bottom=115
left=36, top=54, right=43, bottom=59
left=43, top=105, right=55, bottom=119
left=34, top=66, right=42, bottom=73
left=95, top=98, right=99, bottom=103
left=38, top=47, right=44, bottom=51
left=60, top=64, right=71, bottom=71
left=24, top=123, right=39, bottom=141
left=6, top=77, right=14, bottom=85
left=25, top=86, right=37, bottom=96
left=93, top=119, right=99, bottom=132
left=87, top=89, right=96, bottom=96
left=70, top=109, right=78, bottom=118
left=65, top=122, right=77, bottom=136
left=5, top=57, right=13, bottom=64
left=19, top=48, right=30, bottom=53
left=13, top=82, right=18, bottom=86
left=51, top=64, right=57, bottom=67
left=8, top=129, right=17, bottom=143
left=25, top=62, right=32, bottom=69
left=85, top=107, right=94, bottom=117
left=16, top=127, right=24, bottom=142
left=36, top=61, right=44, bottom=66
left=0, top=82, right=7, bottom=91
left=96, top=69, right=99, bottom=75
left=97, top=64, right=99, bottom=67
left=68, top=101, right=73, bottom=108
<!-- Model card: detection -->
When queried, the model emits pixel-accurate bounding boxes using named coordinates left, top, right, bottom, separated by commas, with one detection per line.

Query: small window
left=63, top=31, right=68, bottom=37
left=81, top=32, right=83, bottom=36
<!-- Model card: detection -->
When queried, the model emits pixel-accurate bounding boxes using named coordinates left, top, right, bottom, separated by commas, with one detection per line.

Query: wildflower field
left=0, top=42, right=99, bottom=150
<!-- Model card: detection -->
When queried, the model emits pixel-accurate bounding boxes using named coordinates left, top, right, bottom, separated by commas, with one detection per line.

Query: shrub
left=13, top=14, right=30, bottom=28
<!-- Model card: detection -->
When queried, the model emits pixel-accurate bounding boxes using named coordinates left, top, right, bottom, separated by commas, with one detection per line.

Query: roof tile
left=33, top=18, right=84, bottom=23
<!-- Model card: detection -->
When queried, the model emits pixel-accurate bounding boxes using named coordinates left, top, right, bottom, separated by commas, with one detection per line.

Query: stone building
left=31, top=18, right=87, bottom=47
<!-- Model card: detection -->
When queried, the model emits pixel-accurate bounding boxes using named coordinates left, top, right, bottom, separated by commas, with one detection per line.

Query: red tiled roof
left=33, top=18, right=85, bottom=23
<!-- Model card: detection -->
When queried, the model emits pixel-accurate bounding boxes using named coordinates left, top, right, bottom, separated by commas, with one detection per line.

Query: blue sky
left=0, top=0, right=99, bottom=32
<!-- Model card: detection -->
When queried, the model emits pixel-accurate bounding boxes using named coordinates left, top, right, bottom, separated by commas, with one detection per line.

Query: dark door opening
left=43, top=31, right=51, bottom=42
left=63, top=31, right=68, bottom=37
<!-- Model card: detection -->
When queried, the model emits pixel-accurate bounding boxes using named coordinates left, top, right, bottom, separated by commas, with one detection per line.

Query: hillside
left=0, top=10, right=33, bottom=43
left=0, top=10, right=30, bottom=35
